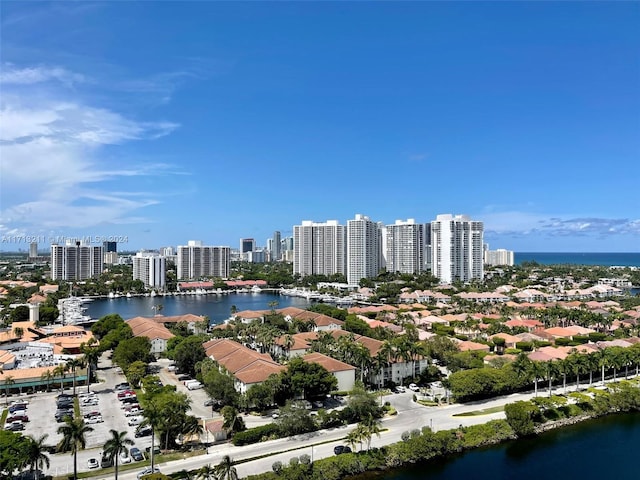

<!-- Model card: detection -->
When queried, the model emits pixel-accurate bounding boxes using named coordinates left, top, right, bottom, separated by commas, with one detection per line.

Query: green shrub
left=232, top=423, right=280, bottom=446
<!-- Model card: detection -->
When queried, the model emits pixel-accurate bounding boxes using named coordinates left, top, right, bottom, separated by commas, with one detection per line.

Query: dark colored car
left=5, top=422, right=25, bottom=431
left=130, top=447, right=144, bottom=462
left=9, top=404, right=28, bottom=413
left=333, top=445, right=352, bottom=455
left=135, top=426, right=152, bottom=438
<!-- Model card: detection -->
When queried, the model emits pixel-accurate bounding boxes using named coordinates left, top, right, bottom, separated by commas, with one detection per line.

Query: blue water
left=516, top=252, right=640, bottom=267
left=379, top=412, right=640, bottom=479
left=85, top=292, right=312, bottom=325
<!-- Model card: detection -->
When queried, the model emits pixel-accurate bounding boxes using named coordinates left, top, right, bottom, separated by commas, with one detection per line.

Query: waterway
left=375, top=412, right=640, bottom=479
left=84, top=292, right=312, bottom=325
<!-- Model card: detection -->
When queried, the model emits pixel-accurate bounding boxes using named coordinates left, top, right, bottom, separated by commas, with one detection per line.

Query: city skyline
left=1, top=2, right=639, bottom=252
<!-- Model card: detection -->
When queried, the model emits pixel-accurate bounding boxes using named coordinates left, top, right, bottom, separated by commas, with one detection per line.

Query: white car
left=86, top=415, right=104, bottom=424
left=120, top=452, right=132, bottom=464
left=409, top=383, right=420, bottom=392
left=87, top=458, right=99, bottom=469
left=125, top=408, right=143, bottom=417
left=137, top=466, right=160, bottom=479
left=128, top=416, right=143, bottom=426
left=395, top=385, right=406, bottom=393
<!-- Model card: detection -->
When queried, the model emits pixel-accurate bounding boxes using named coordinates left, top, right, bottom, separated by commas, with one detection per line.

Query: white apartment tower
left=176, top=240, right=231, bottom=280
left=383, top=219, right=427, bottom=275
left=347, top=214, right=382, bottom=286
left=484, top=247, right=515, bottom=266
left=293, top=220, right=346, bottom=278
left=133, top=252, right=167, bottom=289
left=51, top=241, right=103, bottom=281
left=430, top=214, right=484, bottom=284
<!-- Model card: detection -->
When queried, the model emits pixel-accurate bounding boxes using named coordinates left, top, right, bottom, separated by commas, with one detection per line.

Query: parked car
left=126, top=408, right=143, bottom=417
left=83, top=411, right=101, bottom=419
left=395, top=386, right=406, bottom=393
left=120, top=451, right=132, bottom=464
left=9, top=404, right=28, bottom=413
left=87, top=458, right=99, bottom=469
left=5, top=422, right=25, bottom=431
left=7, top=414, right=29, bottom=423
left=128, top=416, right=143, bottom=426
left=121, top=396, right=139, bottom=404
left=86, top=415, right=104, bottom=424
left=137, top=466, right=160, bottom=479
left=130, top=447, right=144, bottom=462
left=409, top=383, right=420, bottom=392
left=135, top=426, right=152, bottom=438
left=100, top=455, right=113, bottom=468
left=145, top=445, right=161, bottom=456
left=115, top=383, right=131, bottom=391
left=333, top=445, right=352, bottom=455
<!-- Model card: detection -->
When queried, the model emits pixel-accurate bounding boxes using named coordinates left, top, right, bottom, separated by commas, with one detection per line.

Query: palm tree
left=80, top=339, right=100, bottom=393
left=531, top=361, right=546, bottom=397
left=197, top=464, right=217, bottom=480
left=40, top=369, right=55, bottom=392
left=103, top=429, right=133, bottom=480
left=215, top=455, right=238, bottom=480
left=52, top=363, right=67, bottom=392
left=282, top=334, right=294, bottom=358
left=141, top=398, right=163, bottom=471
left=346, top=428, right=363, bottom=452
left=65, top=358, right=83, bottom=396
left=3, top=375, right=14, bottom=405
left=57, top=417, right=94, bottom=480
left=546, top=360, right=557, bottom=397
left=361, top=416, right=382, bottom=451
left=25, top=434, right=50, bottom=480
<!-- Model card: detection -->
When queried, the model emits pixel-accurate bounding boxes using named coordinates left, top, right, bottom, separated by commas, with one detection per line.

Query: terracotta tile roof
left=234, top=360, right=285, bottom=385
left=303, top=352, right=355, bottom=373
left=128, top=314, right=206, bottom=324
left=456, top=340, right=491, bottom=352
left=127, top=317, right=174, bottom=341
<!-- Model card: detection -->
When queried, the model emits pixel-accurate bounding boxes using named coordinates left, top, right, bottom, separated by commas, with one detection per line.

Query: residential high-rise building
left=104, top=252, right=119, bottom=265
left=29, top=242, right=38, bottom=259
left=176, top=240, right=231, bottom=280
left=430, top=214, right=484, bottom=284
left=271, top=231, right=281, bottom=262
left=159, top=246, right=175, bottom=256
left=347, top=214, right=382, bottom=286
left=484, top=246, right=515, bottom=266
left=240, top=238, right=255, bottom=254
left=382, top=219, right=427, bottom=275
left=293, top=220, right=346, bottom=278
left=133, top=251, right=166, bottom=289
left=51, top=241, right=103, bottom=281
left=103, top=241, right=117, bottom=253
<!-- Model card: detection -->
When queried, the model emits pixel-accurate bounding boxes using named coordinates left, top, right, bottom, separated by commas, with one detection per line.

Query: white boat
left=251, top=285, right=262, bottom=293
left=108, top=292, right=115, bottom=299
left=126, top=293, right=132, bottom=298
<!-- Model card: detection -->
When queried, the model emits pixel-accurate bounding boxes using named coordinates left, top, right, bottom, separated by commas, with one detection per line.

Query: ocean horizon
left=515, top=252, right=640, bottom=267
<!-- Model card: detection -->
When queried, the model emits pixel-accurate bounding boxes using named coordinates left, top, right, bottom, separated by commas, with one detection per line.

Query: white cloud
left=0, top=64, right=86, bottom=86
left=0, top=64, right=181, bottom=235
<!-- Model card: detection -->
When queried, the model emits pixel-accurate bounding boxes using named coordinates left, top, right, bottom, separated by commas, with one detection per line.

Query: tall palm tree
left=141, top=398, right=163, bottom=471
left=362, top=416, right=382, bottom=451
left=80, top=339, right=101, bottom=393
left=103, top=429, right=133, bottom=480
left=57, top=417, right=94, bottom=480
left=215, top=455, right=238, bottom=480
left=25, top=434, right=50, bottom=480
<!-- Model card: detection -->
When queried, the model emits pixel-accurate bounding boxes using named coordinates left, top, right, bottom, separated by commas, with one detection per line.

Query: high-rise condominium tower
left=51, top=241, right=103, bottom=281
left=133, top=251, right=166, bottom=289
left=293, top=220, right=346, bottom=278
left=271, top=231, right=281, bottom=262
left=176, top=240, right=231, bottom=280
left=383, top=219, right=427, bottom=275
left=347, top=214, right=382, bottom=286
left=430, top=214, right=484, bottom=284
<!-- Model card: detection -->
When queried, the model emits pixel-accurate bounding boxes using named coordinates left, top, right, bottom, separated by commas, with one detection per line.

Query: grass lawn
left=452, top=405, right=505, bottom=417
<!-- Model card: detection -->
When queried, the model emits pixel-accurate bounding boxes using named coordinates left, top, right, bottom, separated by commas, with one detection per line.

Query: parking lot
left=3, top=353, right=155, bottom=476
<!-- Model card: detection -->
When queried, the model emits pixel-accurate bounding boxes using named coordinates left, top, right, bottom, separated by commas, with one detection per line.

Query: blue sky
left=1, top=2, right=638, bottom=253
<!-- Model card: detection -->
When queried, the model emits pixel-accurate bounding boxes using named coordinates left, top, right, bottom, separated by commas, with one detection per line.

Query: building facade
left=51, top=242, right=103, bottom=281
left=271, top=231, right=281, bottom=262
left=484, top=246, right=515, bottom=266
left=176, top=241, right=231, bottom=280
left=382, top=219, right=427, bottom=275
left=346, top=214, right=382, bottom=286
left=293, top=220, right=346, bottom=278
left=133, top=252, right=167, bottom=289
left=430, top=214, right=484, bottom=284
